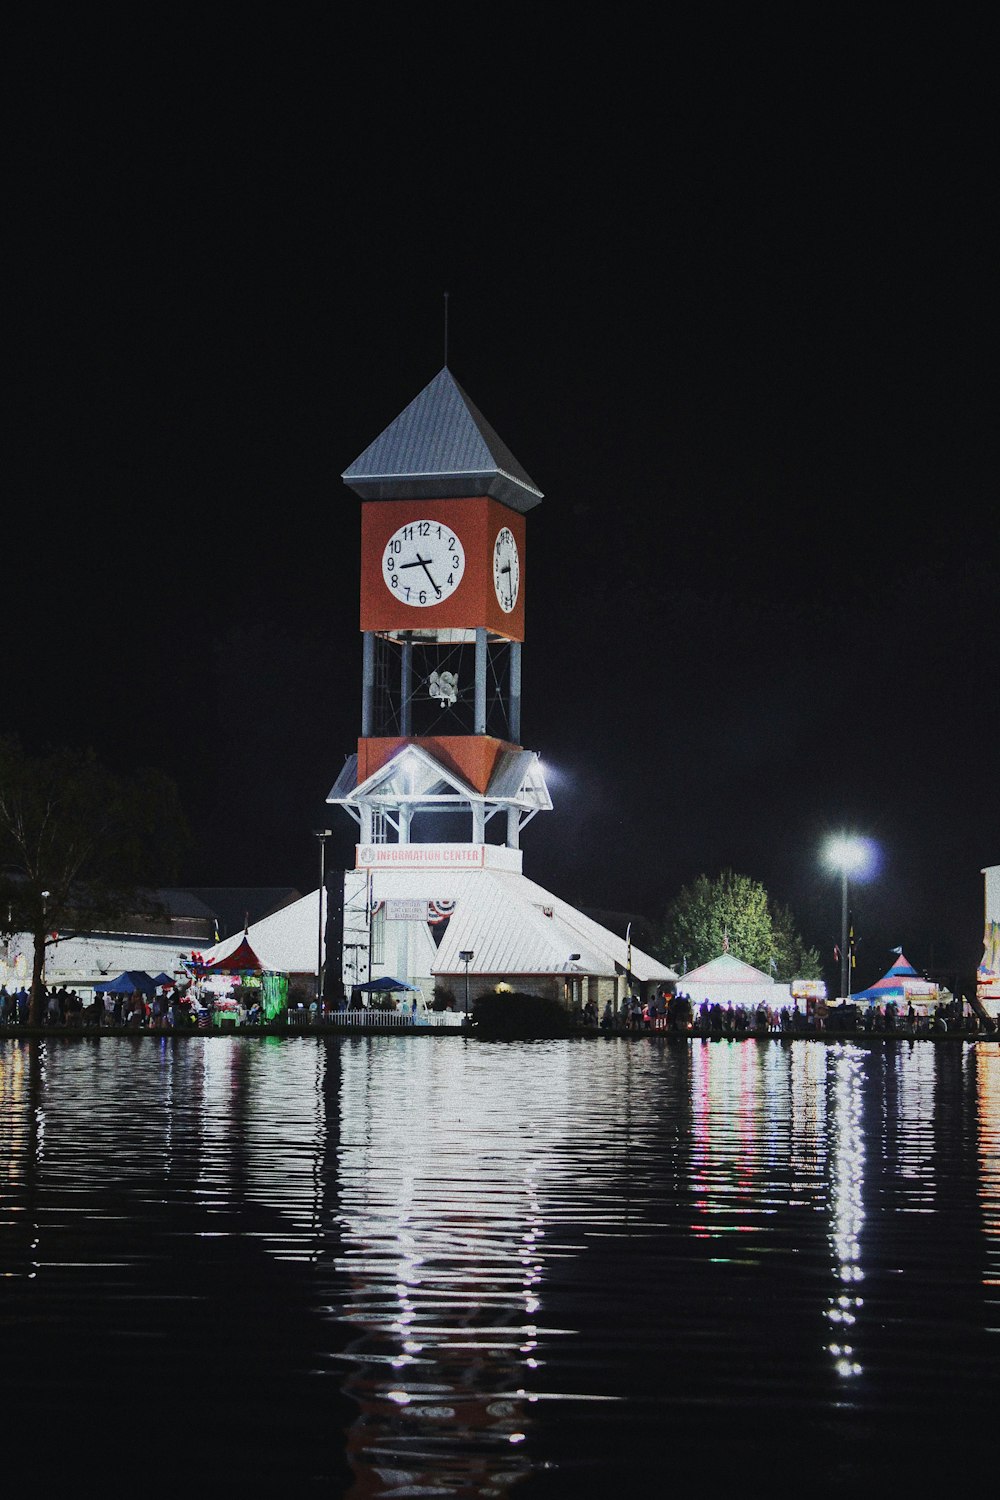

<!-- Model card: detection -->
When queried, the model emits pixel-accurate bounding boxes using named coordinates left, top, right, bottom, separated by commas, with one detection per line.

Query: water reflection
left=2, top=1034, right=1000, bottom=1495
left=825, top=1044, right=865, bottom=1377
left=330, top=1038, right=578, bottom=1496
left=976, top=1044, right=1000, bottom=1293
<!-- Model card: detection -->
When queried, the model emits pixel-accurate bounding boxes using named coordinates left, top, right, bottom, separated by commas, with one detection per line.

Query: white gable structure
left=677, top=952, right=792, bottom=1011
left=199, top=846, right=674, bottom=1013
left=204, top=890, right=327, bottom=981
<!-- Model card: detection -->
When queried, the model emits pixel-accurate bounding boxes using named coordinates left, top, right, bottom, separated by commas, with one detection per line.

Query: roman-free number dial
left=493, top=526, right=520, bottom=613
left=382, top=519, right=465, bottom=606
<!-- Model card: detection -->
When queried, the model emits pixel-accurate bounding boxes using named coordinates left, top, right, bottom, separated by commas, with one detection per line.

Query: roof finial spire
left=443, top=290, right=449, bottom=368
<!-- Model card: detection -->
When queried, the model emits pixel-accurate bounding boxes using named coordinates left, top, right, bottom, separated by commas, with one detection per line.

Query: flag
left=213, top=919, right=220, bottom=944
left=849, top=925, right=857, bottom=969
left=834, top=944, right=841, bottom=962
left=890, top=945, right=902, bottom=955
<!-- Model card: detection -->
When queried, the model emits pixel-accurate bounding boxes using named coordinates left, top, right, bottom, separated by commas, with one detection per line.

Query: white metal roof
left=369, top=866, right=674, bottom=981
left=199, top=867, right=674, bottom=983
left=328, top=743, right=552, bottom=814
left=201, top=890, right=326, bottom=975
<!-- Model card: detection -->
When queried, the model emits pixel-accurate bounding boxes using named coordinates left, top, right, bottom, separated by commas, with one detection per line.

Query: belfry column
left=361, top=632, right=375, bottom=737
left=509, top=642, right=521, bottom=743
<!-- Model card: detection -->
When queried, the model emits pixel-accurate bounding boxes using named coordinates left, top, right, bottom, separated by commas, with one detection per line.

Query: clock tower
left=319, top=365, right=672, bottom=1011
left=329, top=366, right=551, bottom=852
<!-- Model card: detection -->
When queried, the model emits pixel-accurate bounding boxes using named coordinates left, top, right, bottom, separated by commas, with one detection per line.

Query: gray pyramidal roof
left=341, top=366, right=543, bottom=513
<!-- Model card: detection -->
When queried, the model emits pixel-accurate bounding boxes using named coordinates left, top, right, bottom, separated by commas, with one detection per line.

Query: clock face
left=382, top=519, right=466, bottom=607
left=493, top=526, right=520, bottom=613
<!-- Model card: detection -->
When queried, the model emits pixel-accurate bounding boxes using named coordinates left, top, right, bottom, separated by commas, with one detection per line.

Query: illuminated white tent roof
left=200, top=890, right=325, bottom=976
left=677, top=952, right=791, bottom=1009
left=414, top=867, right=672, bottom=981
left=199, top=868, right=673, bottom=985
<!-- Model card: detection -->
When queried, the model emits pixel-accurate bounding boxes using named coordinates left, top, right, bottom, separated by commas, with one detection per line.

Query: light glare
left=824, top=835, right=878, bottom=882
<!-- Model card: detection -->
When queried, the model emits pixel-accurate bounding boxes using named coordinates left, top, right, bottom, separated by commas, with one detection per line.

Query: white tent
left=198, top=864, right=673, bottom=1004
left=676, top=952, right=792, bottom=1010
left=202, top=890, right=326, bottom=977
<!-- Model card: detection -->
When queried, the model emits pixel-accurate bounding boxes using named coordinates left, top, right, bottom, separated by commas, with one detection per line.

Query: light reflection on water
left=1, top=1034, right=999, bottom=1495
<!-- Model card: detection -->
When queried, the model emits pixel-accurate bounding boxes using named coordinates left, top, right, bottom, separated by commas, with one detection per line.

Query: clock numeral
left=382, top=520, right=466, bottom=607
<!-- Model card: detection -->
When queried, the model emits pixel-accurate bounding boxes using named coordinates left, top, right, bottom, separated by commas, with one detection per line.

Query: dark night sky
left=8, top=13, right=995, bottom=987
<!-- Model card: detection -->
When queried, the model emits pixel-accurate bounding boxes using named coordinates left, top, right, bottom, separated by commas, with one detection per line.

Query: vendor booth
left=850, top=952, right=939, bottom=1014
left=200, top=935, right=286, bottom=1024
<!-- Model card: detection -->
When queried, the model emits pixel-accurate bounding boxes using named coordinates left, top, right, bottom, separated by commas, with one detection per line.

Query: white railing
left=333, top=1009, right=465, bottom=1029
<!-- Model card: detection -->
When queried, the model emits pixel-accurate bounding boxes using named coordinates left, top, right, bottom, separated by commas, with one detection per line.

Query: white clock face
left=493, top=526, right=520, bottom=612
left=382, top=519, right=465, bottom=607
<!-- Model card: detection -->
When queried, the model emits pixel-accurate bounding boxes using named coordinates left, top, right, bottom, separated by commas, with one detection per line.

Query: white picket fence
left=337, top=1009, right=466, bottom=1030
left=287, top=1008, right=466, bottom=1030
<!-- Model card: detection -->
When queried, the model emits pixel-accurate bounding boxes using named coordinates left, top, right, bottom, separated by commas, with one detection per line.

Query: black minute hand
left=401, top=554, right=440, bottom=594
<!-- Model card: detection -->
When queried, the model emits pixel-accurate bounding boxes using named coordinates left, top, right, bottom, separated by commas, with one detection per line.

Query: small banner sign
left=385, top=898, right=430, bottom=922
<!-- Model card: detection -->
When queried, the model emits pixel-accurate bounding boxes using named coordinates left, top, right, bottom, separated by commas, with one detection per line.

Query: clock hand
left=401, top=553, right=441, bottom=595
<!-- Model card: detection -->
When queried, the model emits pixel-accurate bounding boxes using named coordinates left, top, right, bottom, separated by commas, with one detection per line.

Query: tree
left=768, top=899, right=823, bottom=982
left=0, top=737, right=191, bottom=1025
left=655, top=870, right=822, bottom=982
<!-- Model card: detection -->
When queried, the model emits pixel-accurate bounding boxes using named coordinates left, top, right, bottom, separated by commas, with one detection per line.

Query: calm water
left=2, top=1034, right=999, bottom=1497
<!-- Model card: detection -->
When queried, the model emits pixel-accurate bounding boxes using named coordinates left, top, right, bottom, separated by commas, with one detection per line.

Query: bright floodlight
left=824, top=835, right=874, bottom=880
left=824, top=833, right=878, bottom=1003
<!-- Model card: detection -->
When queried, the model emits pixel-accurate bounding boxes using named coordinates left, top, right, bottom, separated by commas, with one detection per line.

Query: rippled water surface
left=2, top=1034, right=999, bottom=1497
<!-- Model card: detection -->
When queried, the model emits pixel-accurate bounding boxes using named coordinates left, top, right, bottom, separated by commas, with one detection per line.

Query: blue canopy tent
left=354, top=976, right=419, bottom=992
left=94, top=970, right=158, bottom=995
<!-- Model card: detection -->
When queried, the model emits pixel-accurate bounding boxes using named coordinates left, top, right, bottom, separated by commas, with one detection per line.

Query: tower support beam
left=475, top=628, right=487, bottom=734
left=510, top=641, right=521, bottom=743
left=401, top=636, right=413, bottom=736
left=361, top=632, right=375, bottom=737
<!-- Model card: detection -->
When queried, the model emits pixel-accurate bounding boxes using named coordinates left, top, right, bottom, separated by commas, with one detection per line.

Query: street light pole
left=312, top=830, right=332, bottom=1006
left=824, top=835, right=869, bottom=1003
left=459, top=950, right=474, bottom=1016
left=839, top=866, right=849, bottom=1007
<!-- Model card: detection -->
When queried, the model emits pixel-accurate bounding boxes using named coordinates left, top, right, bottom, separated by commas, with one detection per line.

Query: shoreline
left=1, top=1023, right=996, bottom=1044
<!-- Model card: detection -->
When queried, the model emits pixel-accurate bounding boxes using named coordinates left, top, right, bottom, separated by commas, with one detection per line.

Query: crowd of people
left=2, top=982, right=992, bottom=1039
left=0, top=983, right=230, bottom=1029
left=580, top=990, right=992, bottom=1038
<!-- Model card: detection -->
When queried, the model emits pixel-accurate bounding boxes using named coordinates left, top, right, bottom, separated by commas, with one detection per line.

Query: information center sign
left=355, top=843, right=522, bottom=872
